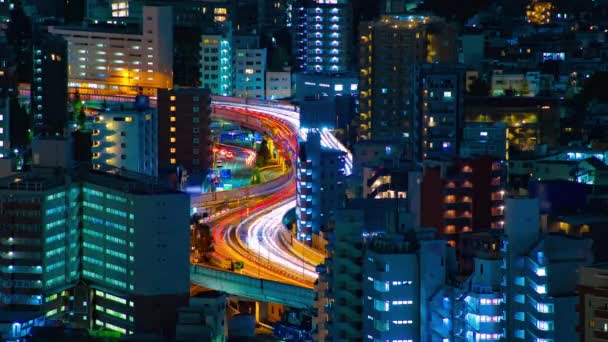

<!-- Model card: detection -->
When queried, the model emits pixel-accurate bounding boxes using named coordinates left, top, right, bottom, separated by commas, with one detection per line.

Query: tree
left=255, top=137, right=272, bottom=167
left=467, top=78, right=490, bottom=96
left=190, top=216, right=214, bottom=263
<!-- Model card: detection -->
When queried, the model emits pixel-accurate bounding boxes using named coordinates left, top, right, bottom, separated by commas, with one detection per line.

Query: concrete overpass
left=190, top=265, right=315, bottom=309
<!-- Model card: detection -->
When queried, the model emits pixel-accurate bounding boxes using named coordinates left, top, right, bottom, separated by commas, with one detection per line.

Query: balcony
left=596, top=308, right=608, bottom=319
left=594, top=330, right=608, bottom=340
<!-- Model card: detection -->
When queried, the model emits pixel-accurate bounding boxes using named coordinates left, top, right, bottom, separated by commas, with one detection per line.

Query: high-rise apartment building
left=0, top=139, right=190, bottom=339
left=200, top=27, right=233, bottom=96
left=502, top=197, right=593, bottom=341
left=48, top=6, right=173, bottom=96
left=258, top=0, right=289, bottom=35
left=296, top=130, right=346, bottom=241
left=317, top=198, right=420, bottom=342
left=420, top=64, right=466, bottom=160
left=319, top=208, right=365, bottom=341
left=358, top=15, right=429, bottom=154
left=91, top=101, right=157, bottom=176
left=157, top=88, right=212, bottom=178
left=31, top=33, right=68, bottom=136
left=363, top=229, right=451, bottom=342
left=358, top=15, right=457, bottom=159
left=234, top=48, right=267, bottom=99
left=429, top=254, right=504, bottom=341
left=293, top=0, right=353, bottom=73
left=578, top=264, right=608, bottom=342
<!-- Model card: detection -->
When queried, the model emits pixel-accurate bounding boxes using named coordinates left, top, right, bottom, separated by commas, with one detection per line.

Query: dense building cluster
left=1, top=0, right=608, bottom=341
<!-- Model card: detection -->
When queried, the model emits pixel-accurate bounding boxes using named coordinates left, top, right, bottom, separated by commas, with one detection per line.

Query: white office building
left=48, top=6, right=173, bottom=96
left=266, top=71, right=291, bottom=100
left=91, top=107, right=157, bottom=176
left=234, top=48, right=267, bottom=99
left=200, top=28, right=233, bottom=96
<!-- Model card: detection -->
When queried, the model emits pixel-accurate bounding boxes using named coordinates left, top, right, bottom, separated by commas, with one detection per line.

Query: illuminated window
left=170, top=116, right=176, bottom=122
left=170, top=127, right=176, bottom=132
left=170, top=148, right=176, bottom=153
left=170, top=158, right=176, bottom=164
left=170, top=96, right=176, bottom=101
left=125, top=117, right=132, bottom=122
left=170, top=137, right=176, bottom=143
left=170, top=106, right=176, bottom=112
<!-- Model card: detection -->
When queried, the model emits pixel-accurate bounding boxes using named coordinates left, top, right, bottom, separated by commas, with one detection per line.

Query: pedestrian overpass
left=190, top=265, right=315, bottom=309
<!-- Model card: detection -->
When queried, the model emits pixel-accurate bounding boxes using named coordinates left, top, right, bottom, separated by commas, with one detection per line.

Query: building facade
left=502, top=197, right=593, bottom=341
left=200, top=28, right=233, bottom=96
left=296, top=130, right=346, bottom=241
left=32, top=33, right=68, bottom=136
left=293, top=0, right=353, bottom=73
left=265, top=71, right=292, bottom=100
left=460, top=122, right=509, bottom=160
left=157, top=88, right=212, bottom=179
left=0, top=153, right=190, bottom=339
left=91, top=104, right=157, bottom=176
left=358, top=15, right=457, bottom=159
left=234, top=48, right=267, bottom=99
left=578, top=264, right=608, bottom=342
left=48, top=6, right=173, bottom=96
left=363, top=230, right=451, bottom=342
left=358, top=15, right=429, bottom=155
left=420, top=64, right=466, bottom=160
left=421, top=156, right=505, bottom=237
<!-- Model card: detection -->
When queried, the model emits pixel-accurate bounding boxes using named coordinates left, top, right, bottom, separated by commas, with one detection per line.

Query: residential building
left=48, top=6, right=173, bottom=96
left=91, top=98, right=157, bottom=176
left=420, top=64, right=466, bottom=160
left=257, top=0, right=289, bottom=36
left=294, top=72, right=358, bottom=101
left=31, top=33, right=68, bottom=136
left=358, top=15, right=457, bottom=159
left=461, top=122, right=509, bottom=160
left=0, top=97, right=10, bottom=158
left=460, top=256, right=504, bottom=341
left=200, top=27, right=233, bottom=96
left=320, top=209, right=365, bottom=341
left=0, top=138, right=190, bottom=339
left=578, top=264, right=608, bottom=342
left=317, top=198, right=420, bottom=341
left=430, top=255, right=504, bottom=341
left=176, top=291, right=226, bottom=342
left=421, top=156, right=505, bottom=237
left=293, top=0, right=353, bottom=73
left=458, top=30, right=485, bottom=67
left=157, top=88, right=212, bottom=181
left=296, top=130, right=346, bottom=241
left=358, top=15, right=429, bottom=157
left=234, top=48, right=267, bottom=99
left=363, top=229, right=452, bottom=342
left=502, top=197, right=593, bottom=341
left=265, top=71, right=291, bottom=100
